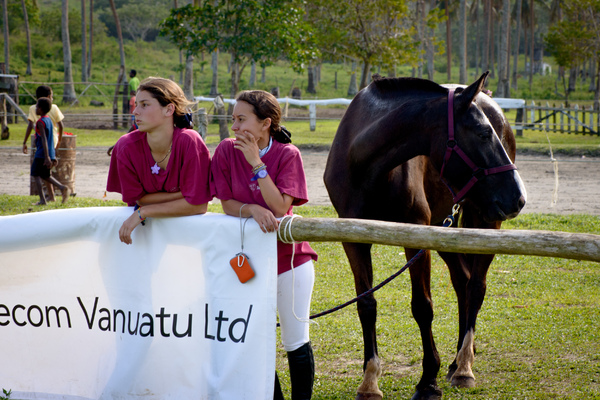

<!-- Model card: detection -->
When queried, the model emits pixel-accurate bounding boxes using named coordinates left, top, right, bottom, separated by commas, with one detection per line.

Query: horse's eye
left=478, top=129, right=492, bottom=140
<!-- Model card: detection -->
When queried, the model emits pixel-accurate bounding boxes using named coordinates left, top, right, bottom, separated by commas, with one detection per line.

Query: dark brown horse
left=323, top=72, right=527, bottom=400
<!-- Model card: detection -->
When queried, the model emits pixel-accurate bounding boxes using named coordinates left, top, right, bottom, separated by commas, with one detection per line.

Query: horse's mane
left=369, top=74, right=447, bottom=96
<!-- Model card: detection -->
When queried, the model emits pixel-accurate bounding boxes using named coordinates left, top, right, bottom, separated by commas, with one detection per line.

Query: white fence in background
left=196, top=96, right=526, bottom=133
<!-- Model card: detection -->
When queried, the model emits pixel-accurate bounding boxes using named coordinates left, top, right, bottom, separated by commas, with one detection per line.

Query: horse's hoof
left=445, top=364, right=457, bottom=382
left=410, top=386, right=442, bottom=400
left=355, top=393, right=383, bottom=400
left=451, top=375, right=476, bottom=388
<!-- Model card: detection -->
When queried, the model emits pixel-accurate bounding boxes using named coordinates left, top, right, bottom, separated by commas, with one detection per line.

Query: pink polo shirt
left=106, top=127, right=212, bottom=207
left=211, top=138, right=318, bottom=274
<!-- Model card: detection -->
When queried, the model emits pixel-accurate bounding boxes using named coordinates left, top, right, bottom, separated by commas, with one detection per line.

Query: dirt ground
left=1, top=146, right=600, bottom=215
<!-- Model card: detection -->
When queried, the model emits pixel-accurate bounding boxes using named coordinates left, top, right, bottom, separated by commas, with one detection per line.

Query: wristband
left=134, top=204, right=146, bottom=226
left=252, top=163, right=266, bottom=174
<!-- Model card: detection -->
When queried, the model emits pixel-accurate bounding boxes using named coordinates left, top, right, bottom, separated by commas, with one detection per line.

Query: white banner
left=0, top=208, right=278, bottom=400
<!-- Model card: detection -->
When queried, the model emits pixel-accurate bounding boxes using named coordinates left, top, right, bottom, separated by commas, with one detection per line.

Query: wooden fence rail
left=278, top=217, right=600, bottom=263
left=522, top=101, right=600, bottom=135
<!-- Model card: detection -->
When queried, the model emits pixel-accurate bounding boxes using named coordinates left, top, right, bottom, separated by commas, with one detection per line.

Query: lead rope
left=276, top=204, right=461, bottom=324
left=544, top=130, right=559, bottom=208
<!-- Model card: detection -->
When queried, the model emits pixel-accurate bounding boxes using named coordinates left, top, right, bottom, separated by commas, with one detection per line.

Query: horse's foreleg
left=442, top=251, right=494, bottom=388
left=408, top=248, right=442, bottom=400
left=342, top=242, right=383, bottom=400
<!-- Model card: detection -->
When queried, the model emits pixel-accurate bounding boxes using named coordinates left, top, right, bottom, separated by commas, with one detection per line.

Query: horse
left=323, top=72, right=527, bottom=400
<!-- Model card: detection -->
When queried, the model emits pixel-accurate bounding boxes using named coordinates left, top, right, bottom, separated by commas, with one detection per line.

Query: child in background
left=30, top=97, right=71, bottom=205
left=23, top=85, right=65, bottom=201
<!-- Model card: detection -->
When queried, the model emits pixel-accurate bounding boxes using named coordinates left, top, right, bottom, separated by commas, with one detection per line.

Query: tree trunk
left=249, top=60, right=256, bottom=87
left=210, top=50, right=219, bottom=96
left=529, top=0, right=534, bottom=91
left=511, top=0, right=522, bottom=90
left=87, top=0, right=93, bottom=79
left=184, top=54, right=194, bottom=100
left=21, top=0, right=32, bottom=75
left=568, top=66, right=577, bottom=93
left=417, top=0, right=424, bottom=79
left=445, top=0, right=452, bottom=81
left=348, top=61, right=358, bottom=96
left=594, top=56, right=600, bottom=106
left=489, top=6, right=495, bottom=79
left=359, top=61, right=371, bottom=90
left=81, top=0, right=87, bottom=82
left=483, top=0, right=490, bottom=73
left=307, top=66, right=316, bottom=94
left=589, top=55, right=597, bottom=93
left=458, top=0, right=467, bottom=83
left=2, top=0, right=9, bottom=74
left=228, top=59, right=240, bottom=114
left=496, top=0, right=509, bottom=97
left=108, top=0, right=125, bottom=128
left=61, top=0, right=76, bottom=104
left=425, top=0, right=435, bottom=80
left=474, top=0, right=480, bottom=77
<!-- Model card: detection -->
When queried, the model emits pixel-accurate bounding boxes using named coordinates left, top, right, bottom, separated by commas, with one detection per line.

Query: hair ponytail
left=174, top=112, right=194, bottom=129
left=273, top=125, right=292, bottom=144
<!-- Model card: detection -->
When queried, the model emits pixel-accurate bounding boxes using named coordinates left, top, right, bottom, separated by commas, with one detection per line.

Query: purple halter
left=440, top=88, right=517, bottom=204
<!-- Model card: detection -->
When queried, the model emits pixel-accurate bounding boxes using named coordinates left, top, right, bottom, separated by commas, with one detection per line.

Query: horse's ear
left=455, top=71, right=489, bottom=112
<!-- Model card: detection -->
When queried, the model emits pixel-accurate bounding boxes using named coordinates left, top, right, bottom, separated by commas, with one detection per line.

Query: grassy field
left=1, top=198, right=598, bottom=399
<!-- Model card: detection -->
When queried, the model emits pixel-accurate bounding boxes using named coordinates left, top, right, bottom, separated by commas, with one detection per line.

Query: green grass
left=1, top=197, right=599, bottom=399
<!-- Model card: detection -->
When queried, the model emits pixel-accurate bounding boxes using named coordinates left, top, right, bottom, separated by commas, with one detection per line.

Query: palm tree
left=108, top=0, right=126, bottom=128
left=459, top=0, right=467, bottom=83
left=21, top=0, right=33, bottom=75
left=511, top=0, right=523, bottom=90
left=445, top=0, right=452, bottom=81
left=496, top=0, right=510, bottom=97
left=81, top=0, right=87, bottom=82
left=87, top=0, right=93, bottom=79
left=2, top=0, right=9, bottom=74
left=61, top=0, right=77, bottom=103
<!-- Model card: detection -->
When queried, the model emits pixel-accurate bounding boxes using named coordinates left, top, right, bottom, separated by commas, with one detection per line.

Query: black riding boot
left=287, top=342, right=315, bottom=400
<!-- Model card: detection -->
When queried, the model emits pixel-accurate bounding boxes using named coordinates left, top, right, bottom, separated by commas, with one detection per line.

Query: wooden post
left=530, top=101, right=535, bottom=130
left=552, top=103, right=556, bottom=132
left=545, top=102, right=550, bottom=131
left=515, top=107, right=523, bottom=137
left=560, top=104, right=564, bottom=133
left=278, top=217, right=600, bottom=263
left=0, top=95, right=7, bottom=140
left=309, top=103, right=316, bottom=132
left=574, top=104, right=579, bottom=134
left=214, top=95, right=229, bottom=141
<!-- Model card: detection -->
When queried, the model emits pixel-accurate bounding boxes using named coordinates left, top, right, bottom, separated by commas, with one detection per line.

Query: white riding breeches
left=277, top=260, right=315, bottom=352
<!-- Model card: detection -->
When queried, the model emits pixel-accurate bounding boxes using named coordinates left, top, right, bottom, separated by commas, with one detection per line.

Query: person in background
left=129, top=69, right=140, bottom=93
left=30, top=97, right=71, bottom=205
left=128, top=89, right=137, bottom=132
left=23, top=85, right=64, bottom=201
left=106, top=77, right=211, bottom=245
left=211, top=90, right=317, bottom=400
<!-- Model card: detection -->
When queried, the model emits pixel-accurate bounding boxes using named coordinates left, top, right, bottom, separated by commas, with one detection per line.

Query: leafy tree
left=545, top=0, right=600, bottom=103
left=160, top=0, right=318, bottom=99
left=307, top=0, right=419, bottom=90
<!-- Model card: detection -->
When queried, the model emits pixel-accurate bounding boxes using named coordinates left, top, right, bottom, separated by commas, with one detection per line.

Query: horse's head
left=436, top=72, right=527, bottom=223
